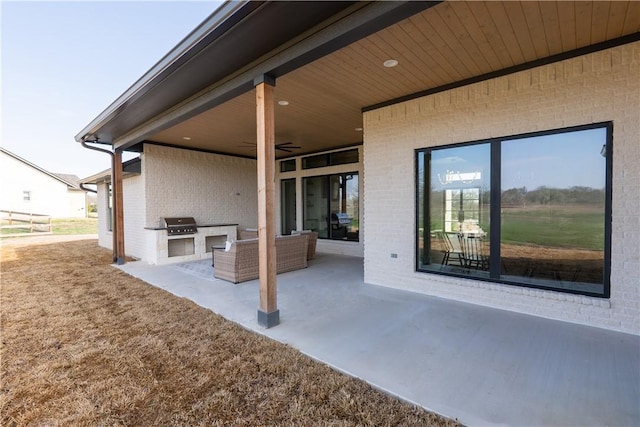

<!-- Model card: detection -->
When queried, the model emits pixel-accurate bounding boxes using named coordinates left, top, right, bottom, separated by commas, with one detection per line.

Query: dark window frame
left=415, top=122, right=612, bottom=298
left=302, top=148, right=359, bottom=170
left=280, top=178, right=296, bottom=235
left=280, top=159, right=296, bottom=172
left=303, top=171, right=359, bottom=242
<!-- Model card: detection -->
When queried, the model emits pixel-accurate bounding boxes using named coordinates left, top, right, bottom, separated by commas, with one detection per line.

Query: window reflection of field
left=501, top=204, right=604, bottom=288
left=501, top=243, right=603, bottom=286
left=501, top=204, right=604, bottom=251
left=425, top=202, right=605, bottom=289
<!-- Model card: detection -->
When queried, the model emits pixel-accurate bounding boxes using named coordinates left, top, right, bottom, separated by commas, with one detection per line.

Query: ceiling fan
left=238, top=141, right=302, bottom=153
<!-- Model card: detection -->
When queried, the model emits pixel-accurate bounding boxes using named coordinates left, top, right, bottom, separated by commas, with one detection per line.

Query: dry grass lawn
left=0, top=238, right=457, bottom=426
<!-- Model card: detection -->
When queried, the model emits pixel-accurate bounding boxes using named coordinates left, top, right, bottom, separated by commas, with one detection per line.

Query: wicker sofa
left=291, top=230, right=318, bottom=260
left=237, top=229, right=318, bottom=260
left=213, top=233, right=310, bottom=283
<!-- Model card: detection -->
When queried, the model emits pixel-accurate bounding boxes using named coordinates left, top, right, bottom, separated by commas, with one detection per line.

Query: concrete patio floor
left=119, top=253, right=639, bottom=426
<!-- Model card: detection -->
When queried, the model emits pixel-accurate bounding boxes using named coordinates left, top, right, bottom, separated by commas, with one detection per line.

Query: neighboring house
left=0, top=147, right=87, bottom=218
left=76, top=1, right=639, bottom=335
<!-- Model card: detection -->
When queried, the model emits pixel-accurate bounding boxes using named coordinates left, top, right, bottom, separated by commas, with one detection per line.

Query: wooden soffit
left=146, top=1, right=640, bottom=159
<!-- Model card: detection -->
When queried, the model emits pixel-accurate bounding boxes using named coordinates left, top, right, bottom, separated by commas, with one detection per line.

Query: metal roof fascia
left=110, top=1, right=437, bottom=151
left=80, top=157, right=141, bottom=184
left=74, top=0, right=255, bottom=143
left=80, top=169, right=111, bottom=184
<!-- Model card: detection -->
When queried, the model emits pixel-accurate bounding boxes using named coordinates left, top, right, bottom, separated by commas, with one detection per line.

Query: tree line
left=500, top=186, right=604, bottom=206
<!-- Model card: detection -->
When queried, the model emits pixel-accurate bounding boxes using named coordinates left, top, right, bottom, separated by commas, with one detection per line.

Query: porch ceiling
left=144, top=1, right=640, bottom=159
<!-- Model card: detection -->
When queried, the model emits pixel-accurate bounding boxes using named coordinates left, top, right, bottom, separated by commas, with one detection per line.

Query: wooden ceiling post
left=255, top=75, right=279, bottom=328
left=113, top=148, right=126, bottom=265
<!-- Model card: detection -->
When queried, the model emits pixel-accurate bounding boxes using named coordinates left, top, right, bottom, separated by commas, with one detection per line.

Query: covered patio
left=77, top=1, right=640, bottom=332
left=118, top=255, right=640, bottom=427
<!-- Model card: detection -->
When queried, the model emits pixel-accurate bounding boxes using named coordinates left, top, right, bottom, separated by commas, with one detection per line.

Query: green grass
left=501, top=205, right=604, bottom=251
left=0, top=226, right=32, bottom=236
left=51, top=218, right=98, bottom=235
left=0, top=219, right=51, bottom=235
left=1, top=218, right=98, bottom=236
left=426, top=204, right=604, bottom=251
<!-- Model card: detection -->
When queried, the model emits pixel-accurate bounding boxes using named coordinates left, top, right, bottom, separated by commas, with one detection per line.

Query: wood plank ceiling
left=148, top=1, right=640, bottom=159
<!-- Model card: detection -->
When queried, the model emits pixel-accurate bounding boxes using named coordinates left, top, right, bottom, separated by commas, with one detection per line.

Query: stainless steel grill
left=163, top=217, right=197, bottom=235
left=331, top=212, right=352, bottom=226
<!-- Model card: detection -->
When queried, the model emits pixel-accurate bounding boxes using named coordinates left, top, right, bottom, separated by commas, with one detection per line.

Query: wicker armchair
left=213, top=234, right=309, bottom=283
left=291, top=230, right=318, bottom=260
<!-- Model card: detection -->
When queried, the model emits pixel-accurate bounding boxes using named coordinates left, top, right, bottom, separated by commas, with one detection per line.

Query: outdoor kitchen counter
left=144, top=224, right=239, bottom=265
left=143, top=223, right=239, bottom=230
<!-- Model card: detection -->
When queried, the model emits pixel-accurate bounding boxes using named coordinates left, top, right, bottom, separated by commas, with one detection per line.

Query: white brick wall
left=96, top=183, right=111, bottom=250
left=123, top=173, right=145, bottom=258
left=363, top=42, right=640, bottom=335
left=95, top=145, right=258, bottom=263
left=143, top=144, right=258, bottom=229
left=95, top=175, right=145, bottom=258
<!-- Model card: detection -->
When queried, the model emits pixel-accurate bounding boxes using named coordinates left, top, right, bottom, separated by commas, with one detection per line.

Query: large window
left=416, top=123, right=611, bottom=297
left=303, top=172, right=359, bottom=241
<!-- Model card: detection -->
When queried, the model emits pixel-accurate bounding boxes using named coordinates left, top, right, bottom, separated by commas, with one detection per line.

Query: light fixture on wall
left=278, top=100, right=290, bottom=106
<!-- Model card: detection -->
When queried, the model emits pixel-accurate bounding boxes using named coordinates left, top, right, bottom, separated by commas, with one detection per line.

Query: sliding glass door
left=280, top=179, right=296, bottom=235
left=303, top=173, right=359, bottom=241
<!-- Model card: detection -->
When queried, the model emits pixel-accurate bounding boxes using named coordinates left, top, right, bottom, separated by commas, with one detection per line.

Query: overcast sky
left=1, top=1, right=220, bottom=178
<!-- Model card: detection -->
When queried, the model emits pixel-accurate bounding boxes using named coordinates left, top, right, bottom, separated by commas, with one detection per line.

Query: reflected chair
left=459, top=234, right=489, bottom=270
left=439, top=231, right=464, bottom=267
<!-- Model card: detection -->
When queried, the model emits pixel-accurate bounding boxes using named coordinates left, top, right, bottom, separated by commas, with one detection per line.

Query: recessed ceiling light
left=383, top=59, right=399, bottom=68
left=278, top=100, right=290, bottom=106
left=355, top=127, right=363, bottom=132
left=182, top=136, right=192, bottom=140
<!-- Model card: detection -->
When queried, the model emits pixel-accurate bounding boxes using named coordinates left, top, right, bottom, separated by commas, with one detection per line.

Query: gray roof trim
left=74, top=0, right=257, bottom=143
left=81, top=157, right=142, bottom=184
left=74, top=1, right=436, bottom=150
left=110, top=1, right=436, bottom=150
left=75, top=1, right=362, bottom=145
